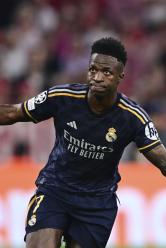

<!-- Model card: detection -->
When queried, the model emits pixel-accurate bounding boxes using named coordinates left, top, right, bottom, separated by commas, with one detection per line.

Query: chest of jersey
left=54, top=99, right=133, bottom=161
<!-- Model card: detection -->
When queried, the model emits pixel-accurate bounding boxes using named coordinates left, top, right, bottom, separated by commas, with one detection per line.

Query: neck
left=87, top=91, right=117, bottom=114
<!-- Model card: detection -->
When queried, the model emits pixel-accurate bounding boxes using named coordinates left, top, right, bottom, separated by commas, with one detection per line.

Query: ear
left=119, top=72, right=124, bottom=79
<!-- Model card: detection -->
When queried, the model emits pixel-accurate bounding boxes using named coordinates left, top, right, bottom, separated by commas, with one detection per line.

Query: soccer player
left=0, top=37, right=166, bottom=248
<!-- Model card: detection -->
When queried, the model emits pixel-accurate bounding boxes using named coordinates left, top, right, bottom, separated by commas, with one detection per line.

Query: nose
left=93, top=71, right=104, bottom=82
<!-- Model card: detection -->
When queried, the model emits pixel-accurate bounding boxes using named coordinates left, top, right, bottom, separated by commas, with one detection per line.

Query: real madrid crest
left=106, top=128, right=117, bottom=142
left=28, top=214, right=37, bottom=226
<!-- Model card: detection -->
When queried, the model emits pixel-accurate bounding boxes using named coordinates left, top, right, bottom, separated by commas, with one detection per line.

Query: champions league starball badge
left=34, top=91, right=47, bottom=104
left=106, top=128, right=117, bottom=142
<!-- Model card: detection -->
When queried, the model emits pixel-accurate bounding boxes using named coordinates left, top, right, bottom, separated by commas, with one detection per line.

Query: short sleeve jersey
left=22, top=83, right=161, bottom=194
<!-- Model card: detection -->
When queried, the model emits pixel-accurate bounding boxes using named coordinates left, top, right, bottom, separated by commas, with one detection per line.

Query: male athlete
left=0, top=37, right=166, bottom=248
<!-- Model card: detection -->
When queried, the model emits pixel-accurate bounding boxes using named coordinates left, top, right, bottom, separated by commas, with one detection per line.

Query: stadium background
left=0, top=0, right=165, bottom=247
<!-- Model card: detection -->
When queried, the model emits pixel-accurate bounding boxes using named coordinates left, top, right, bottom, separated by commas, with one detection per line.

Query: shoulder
left=48, top=83, right=88, bottom=99
left=117, top=93, right=150, bottom=125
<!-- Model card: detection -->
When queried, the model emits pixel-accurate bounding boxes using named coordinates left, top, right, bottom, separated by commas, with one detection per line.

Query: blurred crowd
left=0, top=0, right=165, bottom=162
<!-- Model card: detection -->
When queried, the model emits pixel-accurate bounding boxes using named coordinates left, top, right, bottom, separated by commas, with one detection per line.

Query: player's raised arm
left=143, top=144, right=166, bottom=177
left=0, top=103, right=28, bottom=125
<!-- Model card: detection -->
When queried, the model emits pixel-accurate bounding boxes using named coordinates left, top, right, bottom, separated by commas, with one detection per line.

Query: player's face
left=87, top=53, right=124, bottom=96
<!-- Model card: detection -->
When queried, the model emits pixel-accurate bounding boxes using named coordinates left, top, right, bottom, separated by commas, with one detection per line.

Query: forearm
left=144, top=145, right=166, bottom=176
left=149, top=155, right=166, bottom=176
left=0, top=104, right=26, bottom=125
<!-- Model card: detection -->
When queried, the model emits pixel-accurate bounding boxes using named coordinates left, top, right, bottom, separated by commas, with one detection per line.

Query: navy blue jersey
left=22, top=83, right=161, bottom=194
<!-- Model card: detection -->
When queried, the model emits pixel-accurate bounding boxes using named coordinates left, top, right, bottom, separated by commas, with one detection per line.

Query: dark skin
left=0, top=53, right=166, bottom=248
left=87, top=53, right=124, bottom=114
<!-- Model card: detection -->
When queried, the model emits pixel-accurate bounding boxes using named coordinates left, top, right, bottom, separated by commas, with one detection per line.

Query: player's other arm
left=143, top=144, right=166, bottom=177
left=0, top=104, right=28, bottom=125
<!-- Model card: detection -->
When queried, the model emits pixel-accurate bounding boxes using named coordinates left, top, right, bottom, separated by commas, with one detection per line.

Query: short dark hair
left=91, top=37, right=127, bottom=65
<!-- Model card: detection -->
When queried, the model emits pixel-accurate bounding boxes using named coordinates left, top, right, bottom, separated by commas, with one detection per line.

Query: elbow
left=159, top=162, right=166, bottom=177
left=161, top=169, right=166, bottom=177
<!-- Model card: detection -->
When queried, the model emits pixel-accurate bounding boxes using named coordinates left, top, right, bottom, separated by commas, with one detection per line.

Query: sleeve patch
left=34, top=91, right=47, bottom=104
left=27, top=97, right=35, bottom=111
left=145, top=122, right=159, bottom=141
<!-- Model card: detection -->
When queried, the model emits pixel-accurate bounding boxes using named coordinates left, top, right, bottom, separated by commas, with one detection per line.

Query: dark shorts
left=25, top=188, right=118, bottom=248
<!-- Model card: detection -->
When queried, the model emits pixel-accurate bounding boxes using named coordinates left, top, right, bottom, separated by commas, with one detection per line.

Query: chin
left=90, top=88, right=106, bottom=98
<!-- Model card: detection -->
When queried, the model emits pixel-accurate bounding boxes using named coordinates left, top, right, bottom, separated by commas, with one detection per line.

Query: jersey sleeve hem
left=138, top=140, right=161, bottom=153
left=22, top=101, right=38, bottom=123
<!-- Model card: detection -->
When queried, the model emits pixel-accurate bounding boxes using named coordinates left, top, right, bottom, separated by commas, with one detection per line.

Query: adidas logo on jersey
left=67, top=121, right=77, bottom=130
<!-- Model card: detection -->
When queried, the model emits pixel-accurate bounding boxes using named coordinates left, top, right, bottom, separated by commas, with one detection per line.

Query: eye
left=89, top=67, right=97, bottom=73
left=103, top=70, right=112, bottom=76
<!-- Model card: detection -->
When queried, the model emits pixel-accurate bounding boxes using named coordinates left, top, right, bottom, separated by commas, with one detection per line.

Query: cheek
left=106, top=77, right=114, bottom=84
left=106, top=78, right=118, bottom=88
left=87, top=73, right=92, bottom=80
